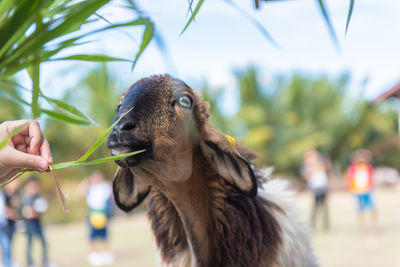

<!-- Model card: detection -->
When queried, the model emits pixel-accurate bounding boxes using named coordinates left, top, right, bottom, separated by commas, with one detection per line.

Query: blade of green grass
left=132, top=18, right=154, bottom=70
left=51, top=149, right=146, bottom=170
left=40, top=94, right=96, bottom=125
left=187, top=0, right=195, bottom=17
left=0, top=0, right=41, bottom=53
left=316, top=0, right=341, bottom=51
left=41, top=109, right=92, bottom=125
left=0, top=88, right=30, bottom=106
left=84, top=17, right=155, bottom=70
left=0, top=37, right=87, bottom=79
left=73, top=107, right=134, bottom=163
left=224, top=0, right=280, bottom=48
left=181, top=0, right=204, bottom=35
left=345, top=0, right=355, bottom=36
left=0, top=88, right=93, bottom=125
left=51, top=54, right=133, bottom=63
left=0, top=149, right=145, bottom=189
left=0, top=170, right=27, bottom=189
left=0, top=0, right=43, bottom=59
left=28, top=61, right=41, bottom=118
left=0, top=123, right=27, bottom=150
left=0, top=0, right=109, bottom=72
left=0, top=0, right=16, bottom=20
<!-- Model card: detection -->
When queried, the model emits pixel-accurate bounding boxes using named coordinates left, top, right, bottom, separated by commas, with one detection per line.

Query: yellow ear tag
left=225, top=135, right=236, bottom=147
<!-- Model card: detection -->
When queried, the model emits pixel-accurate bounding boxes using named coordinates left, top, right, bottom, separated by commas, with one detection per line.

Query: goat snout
left=107, top=116, right=137, bottom=145
left=115, top=119, right=137, bottom=132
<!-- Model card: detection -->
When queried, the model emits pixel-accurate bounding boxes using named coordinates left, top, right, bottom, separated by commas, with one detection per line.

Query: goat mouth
left=109, top=142, right=153, bottom=167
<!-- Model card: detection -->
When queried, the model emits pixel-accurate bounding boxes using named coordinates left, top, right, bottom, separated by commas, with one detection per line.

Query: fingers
left=40, top=137, right=53, bottom=164
left=1, top=120, right=53, bottom=167
left=27, top=121, right=43, bottom=155
left=7, top=148, right=49, bottom=171
left=5, top=120, right=42, bottom=154
left=26, top=121, right=52, bottom=162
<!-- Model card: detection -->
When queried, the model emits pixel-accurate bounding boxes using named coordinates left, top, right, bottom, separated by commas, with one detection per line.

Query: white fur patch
left=259, top=179, right=319, bottom=267
left=156, top=240, right=196, bottom=267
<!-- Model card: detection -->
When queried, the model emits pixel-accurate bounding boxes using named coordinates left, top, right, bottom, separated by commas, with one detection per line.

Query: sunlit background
left=1, top=0, right=400, bottom=266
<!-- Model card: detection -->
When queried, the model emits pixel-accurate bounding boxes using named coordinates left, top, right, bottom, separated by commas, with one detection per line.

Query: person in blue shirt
left=21, top=176, right=50, bottom=267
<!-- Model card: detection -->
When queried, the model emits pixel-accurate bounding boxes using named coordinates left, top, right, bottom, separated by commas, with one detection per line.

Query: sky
left=35, top=0, right=400, bottom=114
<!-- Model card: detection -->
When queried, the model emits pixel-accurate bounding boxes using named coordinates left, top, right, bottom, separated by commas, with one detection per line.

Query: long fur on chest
left=147, top=177, right=285, bottom=267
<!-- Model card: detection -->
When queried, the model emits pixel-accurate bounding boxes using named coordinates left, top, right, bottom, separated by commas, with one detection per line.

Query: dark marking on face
left=204, top=141, right=224, bottom=159
left=227, top=153, right=242, bottom=177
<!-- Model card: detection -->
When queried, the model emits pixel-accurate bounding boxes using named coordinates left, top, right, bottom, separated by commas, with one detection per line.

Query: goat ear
left=199, top=124, right=257, bottom=196
left=113, top=167, right=151, bottom=212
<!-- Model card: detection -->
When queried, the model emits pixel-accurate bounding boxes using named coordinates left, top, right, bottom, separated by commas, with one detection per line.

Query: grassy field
left=10, top=184, right=400, bottom=267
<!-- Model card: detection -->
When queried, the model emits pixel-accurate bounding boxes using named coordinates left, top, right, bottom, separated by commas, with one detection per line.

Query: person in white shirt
left=77, top=171, right=114, bottom=266
left=301, top=149, right=330, bottom=230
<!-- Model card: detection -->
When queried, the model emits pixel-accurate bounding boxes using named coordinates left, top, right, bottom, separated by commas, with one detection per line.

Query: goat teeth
left=111, top=148, right=130, bottom=156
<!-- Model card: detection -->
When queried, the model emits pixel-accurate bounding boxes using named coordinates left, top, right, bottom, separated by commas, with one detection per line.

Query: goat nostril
left=120, top=122, right=136, bottom=131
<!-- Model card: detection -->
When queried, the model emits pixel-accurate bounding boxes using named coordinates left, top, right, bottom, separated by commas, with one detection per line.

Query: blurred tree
left=78, top=64, right=123, bottom=125
left=199, top=82, right=232, bottom=133
left=206, top=67, right=400, bottom=176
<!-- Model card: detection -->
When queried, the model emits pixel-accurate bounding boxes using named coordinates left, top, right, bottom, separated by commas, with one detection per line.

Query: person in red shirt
left=347, top=149, right=378, bottom=230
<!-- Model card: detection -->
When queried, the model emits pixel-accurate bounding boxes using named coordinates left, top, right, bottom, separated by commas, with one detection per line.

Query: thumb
left=8, top=149, right=49, bottom=171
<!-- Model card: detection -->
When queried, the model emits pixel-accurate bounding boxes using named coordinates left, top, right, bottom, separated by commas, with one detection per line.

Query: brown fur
left=108, top=75, right=284, bottom=267
left=147, top=149, right=283, bottom=267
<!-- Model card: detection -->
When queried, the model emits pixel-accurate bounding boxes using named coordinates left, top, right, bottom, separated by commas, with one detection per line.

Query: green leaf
left=0, top=123, right=27, bottom=151
left=49, top=161, right=74, bottom=170
left=316, top=0, right=341, bottom=50
left=0, top=149, right=145, bottom=188
left=224, top=0, right=280, bottom=47
left=51, top=150, right=146, bottom=170
left=345, top=0, right=355, bottom=36
left=181, top=0, right=205, bottom=35
left=41, top=109, right=92, bottom=125
left=0, top=37, right=84, bottom=78
left=0, top=0, right=16, bottom=21
left=73, top=107, right=133, bottom=163
left=87, top=18, right=155, bottom=71
left=132, top=19, right=154, bottom=70
left=40, top=94, right=95, bottom=124
left=28, top=61, right=41, bottom=118
left=0, top=88, right=30, bottom=106
left=51, top=54, right=132, bottom=63
left=0, top=0, right=109, bottom=73
left=0, top=0, right=42, bottom=57
left=0, top=82, right=93, bottom=125
left=0, top=170, right=27, bottom=189
left=187, top=0, right=195, bottom=17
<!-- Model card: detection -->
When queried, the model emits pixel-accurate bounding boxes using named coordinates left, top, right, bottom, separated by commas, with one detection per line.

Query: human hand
left=0, top=120, right=53, bottom=183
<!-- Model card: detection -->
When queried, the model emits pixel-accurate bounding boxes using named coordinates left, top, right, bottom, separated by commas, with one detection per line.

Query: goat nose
left=117, top=121, right=136, bottom=132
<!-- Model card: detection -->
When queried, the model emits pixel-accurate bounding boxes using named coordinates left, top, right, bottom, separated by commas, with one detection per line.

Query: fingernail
left=38, top=158, right=48, bottom=170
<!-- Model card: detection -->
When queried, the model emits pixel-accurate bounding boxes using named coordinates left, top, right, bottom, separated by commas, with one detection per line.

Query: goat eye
left=177, top=95, right=193, bottom=109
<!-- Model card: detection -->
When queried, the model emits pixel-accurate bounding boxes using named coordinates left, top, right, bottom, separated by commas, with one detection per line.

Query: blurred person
left=0, top=120, right=53, bottom=183
left=347, top=149, right=378, bottom=230
left=1, top=180, right=21, bottom=267
left=301, top=149, right=330, bottom=230
left=77, top=171, right=114, bottom=266
left=0, top=189, right=9, bottom=266
left=21, top=176, right=51, bottom=267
